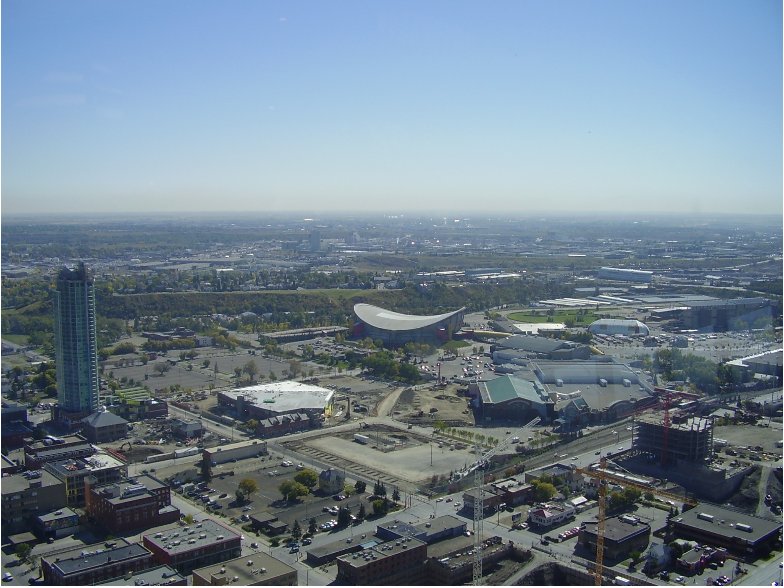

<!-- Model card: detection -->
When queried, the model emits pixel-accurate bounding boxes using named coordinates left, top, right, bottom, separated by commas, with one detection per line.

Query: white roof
left=354, top=303, right=464, bottom=331
left=222, top=381, right=334, bottom=413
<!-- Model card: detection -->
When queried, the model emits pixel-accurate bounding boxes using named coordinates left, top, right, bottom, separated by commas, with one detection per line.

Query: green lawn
left=506, top=309, right=600, bottom=325
left=2, top=334, right=29, bottom=345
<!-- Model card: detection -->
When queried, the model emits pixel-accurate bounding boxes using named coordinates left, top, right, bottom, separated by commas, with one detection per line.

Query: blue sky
left=2, top=0, right=781, bottom=215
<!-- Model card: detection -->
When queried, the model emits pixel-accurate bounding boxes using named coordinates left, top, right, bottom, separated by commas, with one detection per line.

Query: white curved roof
left=354, top=303, right=464, bottom=331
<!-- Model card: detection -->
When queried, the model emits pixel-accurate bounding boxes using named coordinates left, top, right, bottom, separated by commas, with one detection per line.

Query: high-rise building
left=53, top=263, right=99, bottom=417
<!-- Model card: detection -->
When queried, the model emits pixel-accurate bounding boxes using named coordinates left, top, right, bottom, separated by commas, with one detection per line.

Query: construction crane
left=470, top=416, right=540, bottom=585
left=576, top=457, right=697, bottom=586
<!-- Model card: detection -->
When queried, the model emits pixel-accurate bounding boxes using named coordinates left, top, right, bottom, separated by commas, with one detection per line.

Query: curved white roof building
left=353, top=303, right=465, bottom=347
left=588, top=318, right=649, bottom=337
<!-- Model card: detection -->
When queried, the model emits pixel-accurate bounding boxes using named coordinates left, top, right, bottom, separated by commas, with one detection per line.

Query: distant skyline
left=2, top=0, right=782, bottom=216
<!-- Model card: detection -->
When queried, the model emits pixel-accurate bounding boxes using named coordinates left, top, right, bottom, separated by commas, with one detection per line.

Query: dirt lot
left=391, top=383, right=474, bottom=426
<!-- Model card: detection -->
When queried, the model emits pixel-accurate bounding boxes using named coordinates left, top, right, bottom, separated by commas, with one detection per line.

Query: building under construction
left=634, top=414, right=714, bottom=465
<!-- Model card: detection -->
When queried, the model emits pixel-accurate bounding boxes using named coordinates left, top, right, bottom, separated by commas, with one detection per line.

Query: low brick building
left=336, top=537, right=428, bottom=585
left=41, top=541, right=154, bottom=585
left=192, top=553, right=297, bottom=585
left=579, top=515, right=651, bottom=563
left=85, top=474, right=180, bottom=534
left=143, top=518, right=242, bottom=575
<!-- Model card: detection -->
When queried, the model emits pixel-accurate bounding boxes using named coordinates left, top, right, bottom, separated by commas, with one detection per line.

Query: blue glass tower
left=53, top=262, right=99, bottom=415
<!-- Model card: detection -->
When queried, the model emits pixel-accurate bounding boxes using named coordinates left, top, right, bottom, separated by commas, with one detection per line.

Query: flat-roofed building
left=336, top=537, right=428, bottom=585
left=671, top=503, right=781, bottom=557
left=143, top=518, right=242, bottom=575
left=202, top=440, right=267, bottom=465
left=24, top=434, right=94, bottom=469
left=192, top=553, right=297, bottom=586
left=1, top=470, right=66, bottom=533
left=95, top=565, right=186, bottom=586
left=41, top=541, right=154, bottom=585
left=218, top=381, right=334, bottom=422
left=44, top=451, right=127, bottom=506
left=35, top=506, right=80, bottom=539
left=579, top=515, right=651, bottom=562
left=85, top=474, right=179, bottom=533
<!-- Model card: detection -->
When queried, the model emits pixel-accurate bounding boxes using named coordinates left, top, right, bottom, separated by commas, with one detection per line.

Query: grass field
left=1, top=334, right=29, bottom=345
left=506, top=309, right=600, bottom=325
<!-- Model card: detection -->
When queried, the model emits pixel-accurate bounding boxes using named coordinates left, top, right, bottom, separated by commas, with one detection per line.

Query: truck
left=614, top=576, right=631, bottom=585
left=354, top=434, right=370, bottom=444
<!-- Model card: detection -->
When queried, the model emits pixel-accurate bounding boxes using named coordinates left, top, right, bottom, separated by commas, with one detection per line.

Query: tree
left=243, top=360, right=258, bottom=383
left=308, top=518, right=318, bottom=535
left=279, top=480, right=309, bottom=501
left=294, top=469, right=318, bottom=489
left=200, top=455, right=213, bottom=482
left=358, top=503, right=367, bottom=520
left=15, top=543, right=31, bottom=565
left=374, top=480, right=387, bottom=497
left=236, top=478, right=258, bottom=503
left=291, top=520, right=302, bottom=539
left=392, top=487, right=401, bottom=503
left=354, top=480, right=366, bottom=494
left=531, top=479, right=556, bottom=502
left=372, top=498, right=389, bottom=515
left=337, top=506, right=351, bottom=527
left=153, top=362, right=170, bottom=376
left=183, top=514, right=195, bottom=524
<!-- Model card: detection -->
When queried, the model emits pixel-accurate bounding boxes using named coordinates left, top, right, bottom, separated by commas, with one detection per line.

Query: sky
left=2, top=0, right=782, bottom=216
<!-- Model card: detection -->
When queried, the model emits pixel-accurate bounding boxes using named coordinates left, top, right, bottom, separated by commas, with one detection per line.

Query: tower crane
left=469, top=416, right=540, bottom=585
left=576, top=457, right=697, bottom=586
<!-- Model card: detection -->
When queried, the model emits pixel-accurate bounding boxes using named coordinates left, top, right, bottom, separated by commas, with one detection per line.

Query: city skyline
left=2, top=0, right=782, bottom=216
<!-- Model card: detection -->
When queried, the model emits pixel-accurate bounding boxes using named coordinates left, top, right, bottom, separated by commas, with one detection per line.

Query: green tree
left=358, top=503, right=367, bottom=520
left=15, top=543, right=31, bottom=565
left=294, top=469, right=318, bottom=489
left=392, top=487, right=401, bottom=503
left=236, top=478, right=258, bottom=503
left=372, top=498, right=389, bottom=515
left=337, top=506, right=351, bottom=527
left=354, top=480, right=366, bottom=494
left=200, top=455, right=213, bottom=482
left=243, top=360, right=258, bottom=382
left=279, top=480, right=309, bottom=501
left=291, top=520, right=302, bottom=539
left=531, top=479, right=557, bottom=502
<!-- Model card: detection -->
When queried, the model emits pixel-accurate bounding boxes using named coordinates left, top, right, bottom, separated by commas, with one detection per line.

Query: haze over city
left=2, top=0, right=781, bottom=217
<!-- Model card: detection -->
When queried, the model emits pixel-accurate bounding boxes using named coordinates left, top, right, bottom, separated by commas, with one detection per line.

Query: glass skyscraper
left=53, top=262, right=99, bottom=415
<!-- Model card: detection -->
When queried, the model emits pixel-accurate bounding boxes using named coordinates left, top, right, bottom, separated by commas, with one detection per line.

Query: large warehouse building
left=353, top=303, right=465, bottom=347
left=217, top=381, right=335, bottom=424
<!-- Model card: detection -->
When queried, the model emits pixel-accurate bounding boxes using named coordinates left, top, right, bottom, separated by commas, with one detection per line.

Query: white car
left=2, top=573, right=12, bottom=582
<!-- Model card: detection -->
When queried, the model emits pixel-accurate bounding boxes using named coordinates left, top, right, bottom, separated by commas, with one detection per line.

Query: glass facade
left=53, top=262, right=99, bottom=414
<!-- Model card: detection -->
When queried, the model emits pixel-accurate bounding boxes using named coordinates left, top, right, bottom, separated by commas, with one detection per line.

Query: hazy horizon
left=3, top=0, right=782, bottom=216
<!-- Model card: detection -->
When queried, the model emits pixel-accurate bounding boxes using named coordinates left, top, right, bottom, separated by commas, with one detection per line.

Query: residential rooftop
left=143, top=518, right=239, bottom=556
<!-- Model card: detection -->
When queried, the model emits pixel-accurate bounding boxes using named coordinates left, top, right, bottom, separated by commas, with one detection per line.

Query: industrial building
left=143, top=518, right=242, bottom=574
left=492, top=335, right=592, bottom=361
left=674, top=297, right=773, bottom=332
left=588, top=318, right=650, bottom=337
left=376, top=515, right=466, bottom=544
left=671, top=503, right=781, bottom=557
left=534, top=360, right=657, bottom=427
left=469, top=375, right=555, bottom=424
left=597, top=267, right=654, bottom=283
left=352, top=303, right=465, bottom=347
left=192, top=553, right=297, bottom=586
left=217, top=381, right=334, bottom=422
left=633, top=414, right=714, bottom=466
left=579, top=515, right=651, bottom=562
left=202, top=440, right=267, bottom=465
left=35, top=507, right=80, bottom=539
